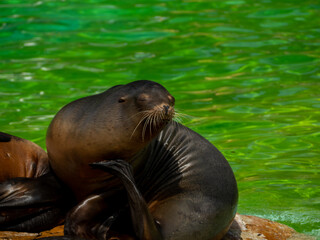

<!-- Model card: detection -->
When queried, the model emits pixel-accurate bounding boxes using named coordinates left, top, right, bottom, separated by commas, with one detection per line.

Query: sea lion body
left=0, top=132, right=49, bottom=181
left=46, top=80, right=238, bottom=240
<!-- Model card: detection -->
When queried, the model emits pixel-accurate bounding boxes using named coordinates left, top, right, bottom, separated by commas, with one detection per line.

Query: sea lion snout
left=163, top=105, right=169, bottom=114
left=160, top=103, right=174, bottom=120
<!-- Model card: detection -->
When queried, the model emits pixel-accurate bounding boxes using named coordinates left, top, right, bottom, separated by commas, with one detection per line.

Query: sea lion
left=0, top=132, right=72, bottom=232
left=0, top=132, right=48, bottom=181
left=46, top=80, right=238, bottom=240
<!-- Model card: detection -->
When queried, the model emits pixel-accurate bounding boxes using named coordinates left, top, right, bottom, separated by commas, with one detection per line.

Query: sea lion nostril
left=163, top=105, right=170, bottom=114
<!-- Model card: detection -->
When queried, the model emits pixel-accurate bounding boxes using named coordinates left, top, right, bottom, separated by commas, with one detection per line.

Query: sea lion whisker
left=174, top=115, right=182, bottom=123
left=175, top=112, right=189, bottom=119
left=149, top=113, right=154, bottom=138
left=173, top=111, right=191, bottom=123
left=152, top=112, right=158, bottom=137
left=153, top=111, right=159, bottom=134
left=143, top=115, right=149, bottom=141
left=128, top=110, right=152, bottom=120
left=145, top=109, right=162, bottom=140
left=142, top=112, right=152, bottom=142
left=155, top=111, right=162, bottom=131
left=130, top=113, right=150, bottom=140
left=131, top=113, right=149, bottom=137
left=145, top=112, right=153, bottom=140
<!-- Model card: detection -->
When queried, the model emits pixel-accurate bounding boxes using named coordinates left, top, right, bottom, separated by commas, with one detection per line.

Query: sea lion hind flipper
left=0, top=174, right=64, bottom=208
left=64, top=193, right=120, bottom=240
left=0, top=177, right=42, bottom=208
left=96, top=213, right=119, bottom=240
left=90, top=159, right=163, bottom=240
left=0, top=173, right=72, bottom=232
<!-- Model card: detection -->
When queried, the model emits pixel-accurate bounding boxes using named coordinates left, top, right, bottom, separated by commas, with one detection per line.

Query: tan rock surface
left=0, top=225, right=64, bottom=240
left=0, top=214, right=316, bottom=240
left=222, top=214, right=316, bottom=240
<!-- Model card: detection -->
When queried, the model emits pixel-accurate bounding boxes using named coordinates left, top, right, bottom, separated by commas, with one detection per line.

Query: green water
left=1, top=0, right=319, bottom=237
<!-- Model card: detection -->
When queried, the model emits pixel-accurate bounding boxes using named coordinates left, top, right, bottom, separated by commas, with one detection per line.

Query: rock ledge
left=0, top=214, right=316, bottom=240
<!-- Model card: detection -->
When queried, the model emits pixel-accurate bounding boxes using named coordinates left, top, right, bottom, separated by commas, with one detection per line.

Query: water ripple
left=1, top=0, right=319, bottom=237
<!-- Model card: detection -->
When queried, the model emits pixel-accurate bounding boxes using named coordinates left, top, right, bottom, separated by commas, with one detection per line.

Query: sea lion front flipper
left=0, top=173, right=72, bottom=232
left=64, top=193, right=121, bottom=240
left=90, top=160, right=163, bottom=240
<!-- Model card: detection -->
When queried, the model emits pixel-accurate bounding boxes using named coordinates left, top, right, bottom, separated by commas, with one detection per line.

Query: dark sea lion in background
left=0, top=132, right=48, bottom=181
left=46, top=80, right=238, bottom=240
left=0, top=132, right=73, bottom=232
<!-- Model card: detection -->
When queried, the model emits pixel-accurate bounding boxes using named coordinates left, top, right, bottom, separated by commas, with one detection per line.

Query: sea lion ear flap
left=0, top=132, right=12, bottom=142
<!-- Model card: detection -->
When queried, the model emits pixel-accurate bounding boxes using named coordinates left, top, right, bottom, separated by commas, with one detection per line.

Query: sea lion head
left=113, top=80, right=175, bottom=142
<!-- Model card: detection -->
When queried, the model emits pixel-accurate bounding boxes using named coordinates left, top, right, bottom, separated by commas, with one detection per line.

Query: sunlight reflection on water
left=1, top=0, right=319, bottom=236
